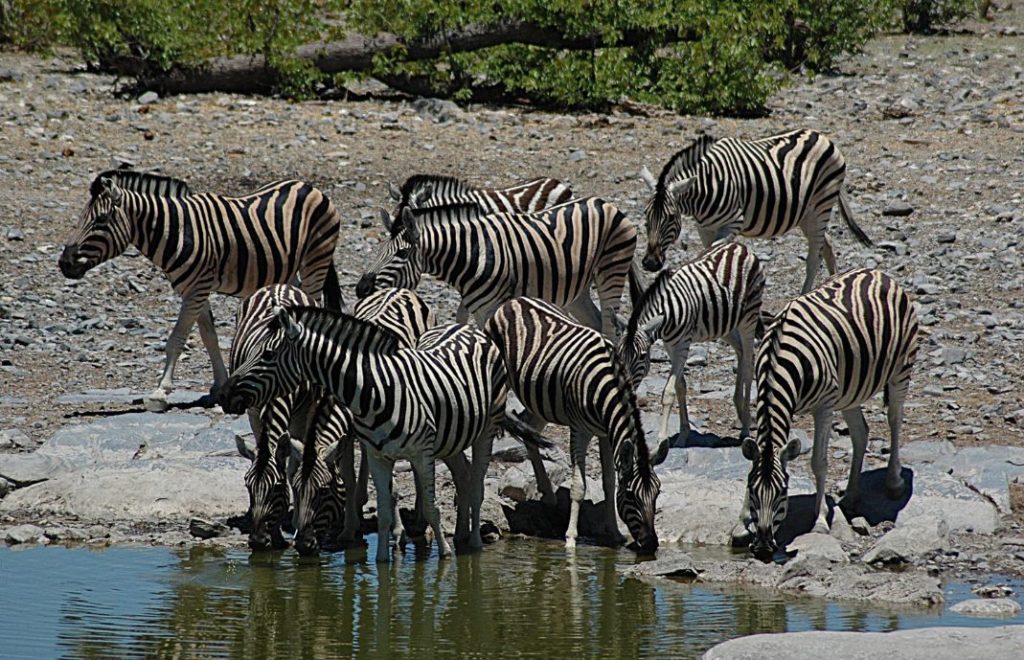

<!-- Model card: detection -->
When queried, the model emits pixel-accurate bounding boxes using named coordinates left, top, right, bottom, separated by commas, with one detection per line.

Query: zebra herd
left=58, top=127, right=920, bottom=563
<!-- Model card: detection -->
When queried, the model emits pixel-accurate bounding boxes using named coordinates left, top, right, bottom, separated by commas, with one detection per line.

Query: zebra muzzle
left=355, top=273, right=377, bottom=299
left=217, top=378, right=251, bottom=414
left=641, top=252, right=663, bottom=272
left=58, top=246, right=88, bottom=279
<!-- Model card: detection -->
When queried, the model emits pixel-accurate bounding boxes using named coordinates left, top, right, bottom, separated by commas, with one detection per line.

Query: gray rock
left=863, top=515, right=948, bottom=564
left=6, top=227, right=24, bottom=241
left=702, top=625, right=1024, bottom=660
left=622, top=550, right=700, bottom=580
left=0, top=477, right=10, bottom=497
left=189, top=517, right=229, bottom=539
left=491, top=437, right=529, bottom=463
left=949, top=598, right=1022, bottom=617
left=882, top=202, right=914, bottom=216
left=137, top=91, right=159, bottom=105
left=936, top=232, right=957, bottom=244
left=568, top=149, right=587, bottom=162
left=1, top=428, right=35, bottom=448
left=497, top=463, right=542, bottom=502
left=0, top=453, right=74, bottom=485
left=850, top=516, right=871, bottom=535
left=5, top=523, right=44, bottom=544
left=788, top=532, right=849, bottom=563
left=942, top=346, right=968, bottom=365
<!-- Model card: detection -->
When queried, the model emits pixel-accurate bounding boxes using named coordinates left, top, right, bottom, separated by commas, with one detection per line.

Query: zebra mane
left=625, top=268, right=674, bottom=341
left=754, top=306, right=790, bottom=476
left=90, top=169, right=191, bottom=198
left=400, top=174, right=471, bottom=202
left=609, top=347, right=655, bottom=479
left=390, top=200, right=485, bottom=237
left=286, top=305, right=402, bottom=354
left=651, top=134, right=716, bottom=209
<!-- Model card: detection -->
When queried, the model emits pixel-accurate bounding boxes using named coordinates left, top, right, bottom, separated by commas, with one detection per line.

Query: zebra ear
left=641, top=314, right=664, bottom=341
left=741, top=436, right=759, bottom=461
left=323, top=440, right=341, bottom=467
left=650, top=437, right=670, bottom=466
left=272, top=305, right=302, bottom=340
left=783, top=437, right=802, bottom=463
left=235, top=434, right=257, bottom=462
left=400, top=207, right=420, bottom=243
left=286, top=438, right=303, bottom=480
left=410, top=184, right=432, bottom=208
left=639, top=166, right=658, bottom=191
left=388, top=182, right=402, bottom=202
left=100, top=177, right=123, bottom=205
left=667, top=176, right=696, bottom=196
left=379, top=208, right=393, bottom=232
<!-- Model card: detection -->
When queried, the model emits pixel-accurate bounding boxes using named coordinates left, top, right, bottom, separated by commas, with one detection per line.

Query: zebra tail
left=627, top=258, right=648, bottom=308
left=838, top=191, right=873, bottom=248
left=500, top=412, right=554, bottom=450
left=322, top=262, right=346, bottom=313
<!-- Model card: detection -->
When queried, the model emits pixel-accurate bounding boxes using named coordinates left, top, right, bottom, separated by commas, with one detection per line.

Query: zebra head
left=616, top=315, right=663, bottom=388
left=615, top=437, right=661, bottom=554
left=59, top=176, right=132, bottom=279
left=288, top=436, right=345, bottom=556
left=741, top=433, right=801, bottom=561
left=355, top=208, right=423, bottom=299
left=238, top=430, right=289, bottom=550
left=220, top=306, right=306, bottom=415
left=388, top=179, right=434, bottom=215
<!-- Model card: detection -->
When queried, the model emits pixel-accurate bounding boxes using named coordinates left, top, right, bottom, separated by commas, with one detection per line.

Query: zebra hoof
left=144, top=392, right=169, bottom=412
left=886, top=480, right=906, bottom=500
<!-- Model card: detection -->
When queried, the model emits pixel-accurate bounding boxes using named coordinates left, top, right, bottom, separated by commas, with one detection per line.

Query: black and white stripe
left=618, top=241, right=765, bottom=442
left=485, top=297, right=661, bottom=553
left=356, top=197, right=637, bottom=339
left=59, top=171, right=342, bottom=410
left=738, top=269, right=918, bottom=559
left=389, top=174, right=573, bottom=215
left=219, top=308, right=543, bottom=562
left=232, top=285, right=433, bottom=554
left=640, top=129, right=872, bottom=293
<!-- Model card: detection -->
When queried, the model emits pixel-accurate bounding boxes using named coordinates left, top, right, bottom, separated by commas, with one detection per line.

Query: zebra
left=355, top=197, right=637, bottom=340
left=386, top=174, right=574, bottom=323
left=617, top=241, right=765, bottom=444
left=232, top=284, right=433, bottom=554
left=58, top=170, right=343, bottom=411
left=484, top=297, right=661, bottom=553
left=218, top=306, right=548, bottom=562
left=639, top=129, right=873, bottom=294
left=388, top=174, right=573, bottom=215
left=737, top=269, right=919, bottom=560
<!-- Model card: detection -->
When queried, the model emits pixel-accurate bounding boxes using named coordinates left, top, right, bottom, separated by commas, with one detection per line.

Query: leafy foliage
left=897, top=0, right=975, bottom=33
left=0, top=0, right=975, bottom=113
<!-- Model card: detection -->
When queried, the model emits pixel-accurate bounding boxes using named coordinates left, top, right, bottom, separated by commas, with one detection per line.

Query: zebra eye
left=261, top=348, right=276, bottom=360
left=93, top=212, right=109, bottom=227
left=394, top=248, right=410, bottom=259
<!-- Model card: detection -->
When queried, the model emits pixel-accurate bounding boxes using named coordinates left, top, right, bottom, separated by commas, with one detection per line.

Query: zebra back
left=396, top=174, right=573, bottom=214
left=91, top=169, right=191, bottom=198
left=353, top=287, right=435, bottom=348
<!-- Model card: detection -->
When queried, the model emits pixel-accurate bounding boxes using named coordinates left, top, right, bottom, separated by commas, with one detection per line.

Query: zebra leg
left=822, top=234, right=838, bottom=276
left=884, top=383, right=908, bottom=499
left=670, top=341, right=692, bottom=443
left=455, top=300, right=470, bottom=324
left=810, top=407, right=833, bottom=534
left=518, top=408, right=556, bottom=506
left=799, top=224, right=826, bottom=294
left=443, top=452, right=472, bottom=546
left=725, top=329, right=754, bottom=439
left=339, top=437, right=362, bottom=544
left=467, top=424, right=496, bottom=550
left=565, top=427, right=590, bottom=551
left=147, top=292, right=206, bottom=412
left=840, top=406, right=869, bottom=509
left=367, top=454, right=397, bottom=563
left=597, top=434, right=625, bottom=545
left=411, top=454, right=451, bottom=559
left=565, top=293, right=602, bottom=335
left=658, top=375, right=677, bottom=443
left=196, top=302, right=227, bottom=397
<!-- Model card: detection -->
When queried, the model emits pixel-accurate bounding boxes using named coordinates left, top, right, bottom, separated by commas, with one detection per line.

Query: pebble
left=6, top=227, right=24, bottom=241
left=882, top=202, right=914, bottom=216
left=137, top=91, right=159, bottom=105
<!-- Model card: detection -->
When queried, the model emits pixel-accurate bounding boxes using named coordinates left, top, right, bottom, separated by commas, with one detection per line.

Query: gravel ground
left=1, top=11, right=1023, bottom=563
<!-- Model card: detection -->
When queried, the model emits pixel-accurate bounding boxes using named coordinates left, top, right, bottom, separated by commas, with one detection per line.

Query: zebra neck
left=415, top=219, right=473, bottom=280
left=120, top=191, right=190, bottom=271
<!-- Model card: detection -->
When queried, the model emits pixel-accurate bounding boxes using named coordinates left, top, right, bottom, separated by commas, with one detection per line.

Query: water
left=0, top=538, right=1016, bottom=659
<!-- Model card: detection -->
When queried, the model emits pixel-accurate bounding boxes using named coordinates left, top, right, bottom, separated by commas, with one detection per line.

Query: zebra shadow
left=502, top=487, right=625, bottom=547
left=668, top=429, right=743, bottom=449
left=774, top=466, right=914, bottom=547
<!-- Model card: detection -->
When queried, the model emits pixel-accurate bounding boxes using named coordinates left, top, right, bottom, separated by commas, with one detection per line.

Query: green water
left=0, top=538, right=1014, bottom=659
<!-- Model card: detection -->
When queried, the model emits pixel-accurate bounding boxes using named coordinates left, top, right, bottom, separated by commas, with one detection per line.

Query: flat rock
left=702, top=625, right=1024, bottom=660
left=55, top=388, right=210, bottom=407
left=882, top=202, right=914, bottom=216
left=5, top=523, right=44, bottom=544
left=863, top=514, right=948, bottom=564
left=788, top=532, right=849, bottom=563
left=0, top=453, right=74, bottom=485
left=949, top=598, right=1022, bottom=617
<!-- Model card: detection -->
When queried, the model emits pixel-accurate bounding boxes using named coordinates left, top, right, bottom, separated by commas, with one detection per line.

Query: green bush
left=0, top=0, right=975, bottom=113
left=897, top=0, right=974, bottom=33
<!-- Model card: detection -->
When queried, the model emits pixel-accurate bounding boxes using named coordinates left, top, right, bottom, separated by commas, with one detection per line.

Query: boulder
left=702, top=625, right=1024, bottom=660
left=0, top=453, right=74, bottom=486
left=5, top=523, right=44, bottom=544
left=788, top=532, right=849, bottom=564
left=950, top=598, right=1021, bottom=617
left=862, top=515, right=948, bottom=565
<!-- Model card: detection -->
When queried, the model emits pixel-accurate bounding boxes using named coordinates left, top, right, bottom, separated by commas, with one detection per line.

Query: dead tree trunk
left=111, top=20, right=698, bottom=95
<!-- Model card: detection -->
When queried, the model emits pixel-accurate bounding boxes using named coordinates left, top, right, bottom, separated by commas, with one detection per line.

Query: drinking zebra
left=618, top=241, right=765, bottom=443
left=485, top=297, right=661, bottom=553
left=232, top=284, right=433, bottom=554
left=640, top=129, right=873, bottom=293
left=738, top=269, right=919, bottom=560
left=386, top=174, right=574, bottom=323
left=219, top=307, right=547, bottom=562
left=58, top=170, right=342, bottom=411
left=356, top=197, right=636, bottom=340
